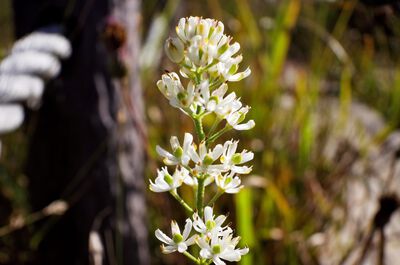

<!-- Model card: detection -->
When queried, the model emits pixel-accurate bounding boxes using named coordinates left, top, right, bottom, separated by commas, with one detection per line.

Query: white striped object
left=12, top=32, right=71, bottom=59
left=0, top=31, right=71, bottom=154
left=0, top=75, right=44, bottom=106
left=0, top=51, right=61, bottom=79
left=0, top=104, right=24, bottom=134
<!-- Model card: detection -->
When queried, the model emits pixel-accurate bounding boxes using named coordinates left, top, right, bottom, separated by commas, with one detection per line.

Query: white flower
left=217, top=57, right=251, bottom=82
left=220, top=140, right=253, bottom=174
left=215, top=172, right=243, bottom=194
left=176, top=16, right=201, bottom=43
left=226, top=105, right=255, bottom=131
left=156, top=133, right=195, bottom=166
left=155, top=219, right=197, bottom=254
left=193, top=206, right=227, bottom=235
left=149, top=167, right=188, bottom=192
left=197, top=227, right=249, bottom=265
left=157, top=72, right=196, bottom=113
left=198, top=82, right=228, bottom=112
left=189, top=141, right=226, bottom=174
left=213, top=91, right=242, bottom=119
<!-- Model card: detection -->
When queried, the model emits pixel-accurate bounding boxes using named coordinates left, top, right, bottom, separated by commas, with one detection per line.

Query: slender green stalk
left=170, top=190, right=194, bottom=214
left=196, top=177, right=205, bottom=218
left=193, top=117, right=206, bottom=141
left=208, top=189, right=224, bottom=206
left=207, top=117, right=222, bottom=139
left=200, top=60, right=218, bottom=72
left=206, top=126, right=231, bottom=145
left=193, top=116, right=206, bottom=217
left=183, top=251, right=200, bottom=264
left=194, top=185, right=198, bottom=208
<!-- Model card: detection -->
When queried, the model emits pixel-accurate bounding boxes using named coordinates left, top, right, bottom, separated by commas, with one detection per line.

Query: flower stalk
left=184, top=251, right=200, bottom=264
left=151, top=16, right=254, bottom=265
left=208, top=189, right=224, bottom=206
left=170, top=190, right=194, bottom=214
left=193, top=117, right=206, bottom=142
left=196, top=177, right=206, bottom=217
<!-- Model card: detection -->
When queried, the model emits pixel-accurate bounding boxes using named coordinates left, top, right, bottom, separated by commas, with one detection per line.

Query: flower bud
left=165, top=37, right=184, bottom=63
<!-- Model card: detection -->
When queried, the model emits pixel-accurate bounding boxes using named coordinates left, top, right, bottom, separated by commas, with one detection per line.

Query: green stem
left=208, top=190, right=224, bottom=206
left=196, top=177, right=205, bottom=218
left=170, top=190, right=194, bottom=214
left=201, top=60, right=218, bottom=72
left=206, top=126, right=231, bottom=145
left=183, top=251, right=200, bottom=264
left=198, top=259, right=212, bottom=265
left=193, top=118, right=206, bottom=141
left=207, top=117, right=222, bottom=140
left=194, top=72, right=201, bottom=85
left=194, top=185, right=198, bottom=208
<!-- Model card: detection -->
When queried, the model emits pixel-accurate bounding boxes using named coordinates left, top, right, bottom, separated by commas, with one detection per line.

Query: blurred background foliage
left=2, top=0, right=400, bottom=264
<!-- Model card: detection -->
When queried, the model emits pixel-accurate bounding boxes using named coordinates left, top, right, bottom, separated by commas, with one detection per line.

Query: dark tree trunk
left=12, top=0, right=149, bottom=264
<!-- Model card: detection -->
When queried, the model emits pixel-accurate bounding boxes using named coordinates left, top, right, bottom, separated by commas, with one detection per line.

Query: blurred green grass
left=2, top=0, right=400, bottom=264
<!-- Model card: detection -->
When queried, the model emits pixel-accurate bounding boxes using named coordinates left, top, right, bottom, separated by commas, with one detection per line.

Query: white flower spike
left=152, top=16, right=253, bottom=264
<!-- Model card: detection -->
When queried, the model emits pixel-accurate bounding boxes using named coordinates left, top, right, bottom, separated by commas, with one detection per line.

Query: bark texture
left=12, top=0, right=149, bottom=264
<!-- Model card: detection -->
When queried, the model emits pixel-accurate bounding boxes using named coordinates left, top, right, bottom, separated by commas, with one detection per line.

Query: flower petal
left=182, top=219, right=193, bottom=240
left=155, top=229, right=173, bottom=245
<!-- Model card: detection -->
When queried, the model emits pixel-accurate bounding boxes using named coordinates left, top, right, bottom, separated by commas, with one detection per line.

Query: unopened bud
left=165, top=37, right=184, bottom=63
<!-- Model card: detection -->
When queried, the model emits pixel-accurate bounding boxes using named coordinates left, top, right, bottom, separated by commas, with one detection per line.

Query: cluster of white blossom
left=152, top=133, right=253, bottom=194
left=155, top=207, right=248, bottom=265
left=157, top=16, right=254, bottom=131
left=151, top=16, right=253, bottom=265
